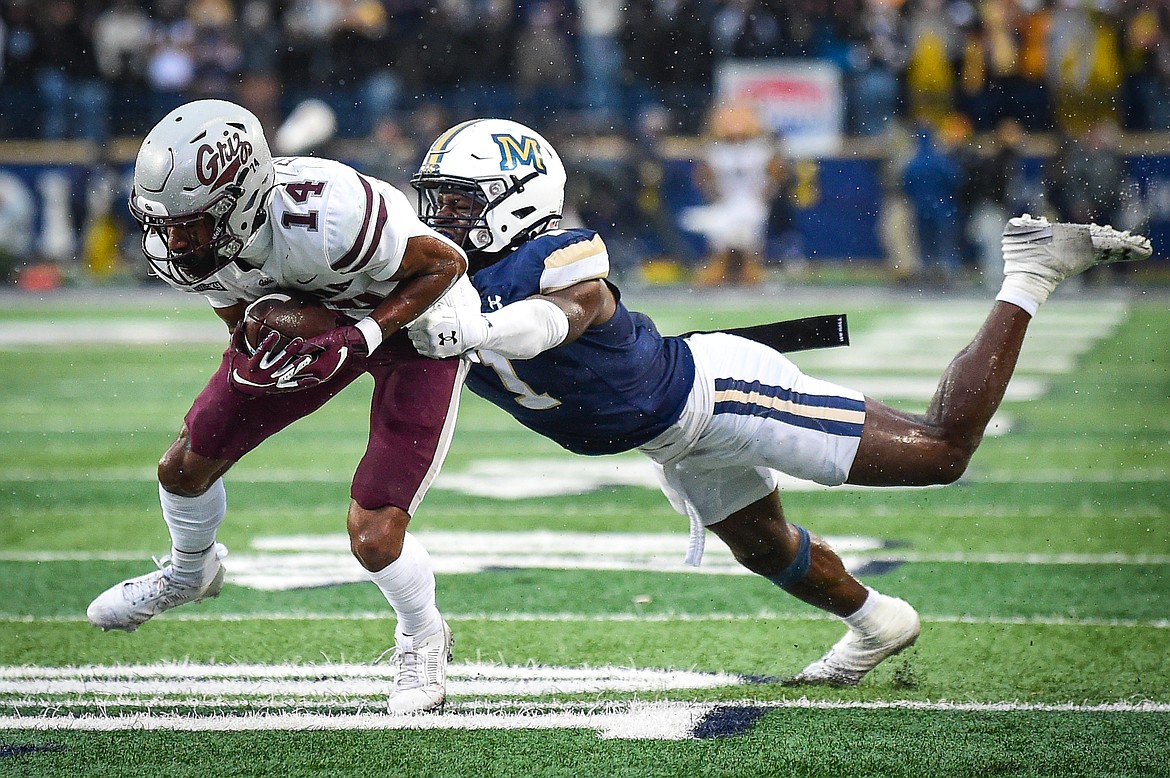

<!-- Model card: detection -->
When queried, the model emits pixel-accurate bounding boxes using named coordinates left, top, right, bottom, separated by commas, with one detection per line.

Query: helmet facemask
left=132, top=186, right=247, bottom=286
left=413, top=176, right=493, bottom=252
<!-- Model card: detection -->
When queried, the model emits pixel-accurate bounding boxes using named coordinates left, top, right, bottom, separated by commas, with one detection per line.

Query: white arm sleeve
left=478, top=298, right=570, bottom=360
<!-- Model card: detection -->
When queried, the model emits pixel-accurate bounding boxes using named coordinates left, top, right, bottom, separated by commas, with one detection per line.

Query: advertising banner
left=714, top=60, right=845, bottom=158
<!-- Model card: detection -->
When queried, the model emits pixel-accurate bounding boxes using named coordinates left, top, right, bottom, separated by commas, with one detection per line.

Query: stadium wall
left=1, top=138, right=1168, bottom=278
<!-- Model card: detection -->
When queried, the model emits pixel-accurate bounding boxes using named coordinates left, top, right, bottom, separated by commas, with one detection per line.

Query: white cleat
left=86, top=543, right=228, bottom=632
left=788, top=594, right=921, bottom=687
left=384, top=621, right=453, bottom=713
left=1002, top=213, right=1152, bottom=287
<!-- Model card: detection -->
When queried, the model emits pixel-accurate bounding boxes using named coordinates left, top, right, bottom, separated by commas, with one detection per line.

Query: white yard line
left=0, top=698, right=1165, bottom=740
left=3, top=611, right=1167, bottom=629
left=0, top=663, right=742, bottom=698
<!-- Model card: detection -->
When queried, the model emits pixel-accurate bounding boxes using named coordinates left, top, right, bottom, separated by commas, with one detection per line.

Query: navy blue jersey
left=465, top=229, right=695, bottom=455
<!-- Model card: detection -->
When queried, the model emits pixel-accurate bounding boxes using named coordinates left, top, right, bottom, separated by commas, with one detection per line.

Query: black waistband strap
left=682, top=313, right=849, bottom=353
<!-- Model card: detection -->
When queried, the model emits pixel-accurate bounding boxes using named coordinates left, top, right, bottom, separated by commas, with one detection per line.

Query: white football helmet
left=411, top=118, right=566, bottom=255
left=129, top=99, right=275, bottom=287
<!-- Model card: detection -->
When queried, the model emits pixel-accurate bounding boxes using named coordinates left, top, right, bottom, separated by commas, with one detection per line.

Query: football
left=242, top=292, right=343, bottom=354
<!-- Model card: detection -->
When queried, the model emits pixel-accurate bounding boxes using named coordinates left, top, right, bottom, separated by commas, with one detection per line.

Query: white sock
left=995, top=284, right=1041, bottom=317
left=160, top=479, right=226, bottom=586
left=367, top=532, right=443, bottom=640
left=843, top=587, right=880, bottom=631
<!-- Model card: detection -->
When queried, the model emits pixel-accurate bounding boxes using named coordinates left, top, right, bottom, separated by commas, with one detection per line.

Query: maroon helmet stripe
left=331, top=174, right=375, bottom=271
left=346, top=193, right=389, bottom=273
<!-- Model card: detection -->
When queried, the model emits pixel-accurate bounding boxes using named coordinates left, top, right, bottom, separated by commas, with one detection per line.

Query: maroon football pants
left=184, top=331, right=465, bottom=514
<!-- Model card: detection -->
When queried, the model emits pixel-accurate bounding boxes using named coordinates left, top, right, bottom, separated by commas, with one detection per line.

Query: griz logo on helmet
left=196, top=132, right=255, bottom=191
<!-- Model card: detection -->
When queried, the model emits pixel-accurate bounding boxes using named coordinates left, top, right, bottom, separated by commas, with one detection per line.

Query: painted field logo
left=231, top=530, right=888, bottom=590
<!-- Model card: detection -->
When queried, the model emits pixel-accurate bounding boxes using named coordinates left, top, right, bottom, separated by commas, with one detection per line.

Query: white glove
left=408, top=304, right=489, bottom=359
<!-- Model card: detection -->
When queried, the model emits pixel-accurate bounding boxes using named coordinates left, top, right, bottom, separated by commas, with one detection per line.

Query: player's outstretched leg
left=787, top=588, right=920, bottom=686
left=382, top=620, right=454, bottom=713
left=86, top=543, right=228, bottom=632
left=710, top=492, right=920, bottom=686
left=997, top=213, right=1151, bottom=314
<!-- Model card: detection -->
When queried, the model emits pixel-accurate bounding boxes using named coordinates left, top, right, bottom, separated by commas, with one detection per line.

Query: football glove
left=408, top=305, right=489, bottom=359
left=279, top=325, right=369, bottom=389
left=227, top=330, right=307, bottom=397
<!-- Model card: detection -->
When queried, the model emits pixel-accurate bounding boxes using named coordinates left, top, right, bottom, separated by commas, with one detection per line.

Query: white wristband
left=355, top=316, right=384, bottom=353
left=479, top=298, right=570, bottom=359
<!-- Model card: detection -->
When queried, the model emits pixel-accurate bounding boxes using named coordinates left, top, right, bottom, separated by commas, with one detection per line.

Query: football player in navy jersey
left=87, top=100, right=481, bottom=712
left=408, top=118, right=1152, bottom=685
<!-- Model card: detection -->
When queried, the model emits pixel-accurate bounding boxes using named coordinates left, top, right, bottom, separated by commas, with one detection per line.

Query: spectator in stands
left=237, top=0, right=282, bottom=130
left=902, top=122, right=963, bottom=286
left=621, top=0, right=714, bottom=135
left=278, top=0, right=342, bottom=98
left=904, top=0, right=959, bottom=127
left=188, top=0, right=243, bottom=101
left=1049, top=120, right=1126, bottom=229
left=36, top=0, right=111, bottom=142
left=146, top=0, right=196, bottom=119
left=0, top=1, right=41, bottom=137
left=353, top=115, right=419, bottom=194
left=710, top=0, right=783, bottom=59
left=93, top=0, right=153, bottom=136
left=328, top=0, right=398, bottom=136
left=467, top=0, right=519, bottom=117
left=964, top=117, right=1029, bottom=288
left=239, top=0, right=282, bottom=76
left=1121, top=1, right=1170, bottom=130
left=0, top=170, right=36, bottom=280
left=514, top=0, right=575, bottom=127
left=848, top=0, right=907, bottom=137
left=627, top=104, right=699, bottom=274
left=1048, top=0, right=1123, bottom=133
left=1005, top=0, right=1054, bottom=132
left=876, top=120, right=922, bottom=285
left=574, top=0, right=625, bottom=126
left=402, top=0, right=467, bottom=101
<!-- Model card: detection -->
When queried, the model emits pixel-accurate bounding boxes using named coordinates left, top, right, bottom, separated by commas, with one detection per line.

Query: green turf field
left=1, top=287, right=1168, bottom=777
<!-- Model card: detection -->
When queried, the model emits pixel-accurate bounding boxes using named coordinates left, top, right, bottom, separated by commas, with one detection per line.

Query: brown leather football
left=242, top=293, right=343, bottom=354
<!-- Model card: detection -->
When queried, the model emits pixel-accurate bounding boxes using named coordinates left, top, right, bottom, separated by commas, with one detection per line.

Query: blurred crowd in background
left=0, top=0, right=1164, bottom=290
left=3, top=0, right=1170, bottom=141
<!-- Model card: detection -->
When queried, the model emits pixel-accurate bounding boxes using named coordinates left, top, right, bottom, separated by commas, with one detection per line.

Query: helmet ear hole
left=513, top=206, right=536, bottom=219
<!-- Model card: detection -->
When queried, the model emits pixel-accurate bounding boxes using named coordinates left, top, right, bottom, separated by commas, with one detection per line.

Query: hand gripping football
left=242, top=293, right=345, bottom=355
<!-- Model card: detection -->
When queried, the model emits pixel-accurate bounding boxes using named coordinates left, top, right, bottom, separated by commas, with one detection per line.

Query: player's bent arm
left=409, top=279, right=615, bottom=360
left=364, top=235, right=468, bottom=348
left=465, top=280, right=614, bottom=359
left=214, top=302, right=248, bottom=334
left=536, top=279, right=617, bottom=346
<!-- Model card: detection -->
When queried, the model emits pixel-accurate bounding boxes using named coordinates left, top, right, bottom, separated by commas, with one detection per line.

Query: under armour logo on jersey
left=487, top=295, right=503, bottom=310
left=438, top=331, right=459, bottom=346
